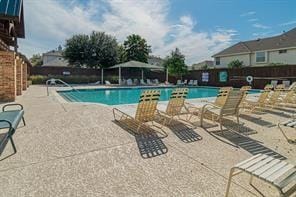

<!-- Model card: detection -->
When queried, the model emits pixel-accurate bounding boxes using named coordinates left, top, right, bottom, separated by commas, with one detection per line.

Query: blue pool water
left=57, top=87, right=260, bottom=105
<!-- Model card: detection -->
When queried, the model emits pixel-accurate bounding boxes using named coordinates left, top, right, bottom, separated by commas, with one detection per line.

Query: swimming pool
left=57, top=86, right=260, bottom=105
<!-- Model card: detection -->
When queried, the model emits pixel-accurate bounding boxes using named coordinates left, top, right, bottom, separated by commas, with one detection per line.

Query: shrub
left=228, top=60, right=244, bottom=69
left=30, top=75, right=100, bottom=84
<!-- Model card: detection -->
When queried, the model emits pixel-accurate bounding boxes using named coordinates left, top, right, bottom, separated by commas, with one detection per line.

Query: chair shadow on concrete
left=0, top=133, right=16, bottom=161
left=239, top=114, right=276, bottom=128
left=112, top=120, right=168, bottom=159
left=262, top=109, right=292, bottom=118
left=155, top=115, right=202, bottom=143
left=216, top=130, right=287, bottom=160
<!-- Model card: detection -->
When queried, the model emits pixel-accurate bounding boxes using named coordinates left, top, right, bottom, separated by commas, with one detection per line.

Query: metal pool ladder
left=46, top=78, right=79, bottom=96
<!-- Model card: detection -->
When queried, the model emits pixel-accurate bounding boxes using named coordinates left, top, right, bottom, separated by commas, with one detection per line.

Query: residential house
left=192, top=60, right=214, bottom=70
left=212, top=27, right=296, bottom=67
left=42, top=46, right=69, bottom=67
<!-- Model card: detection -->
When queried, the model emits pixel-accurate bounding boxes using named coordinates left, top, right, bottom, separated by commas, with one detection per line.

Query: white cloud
left=248, top=18, right=258, bottom=22
left=252, top=31, right=273, bottom=37
left=240, top=11, right=256, bottom=17
left=279, top=20, right=296, bottom=26
left=252, top=23, right=271, bottom=29
left=19, top=0, right=237, bottom=64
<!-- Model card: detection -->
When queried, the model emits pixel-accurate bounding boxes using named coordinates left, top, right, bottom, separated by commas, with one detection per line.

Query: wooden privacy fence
left=31, top=65, right=296, bottom=89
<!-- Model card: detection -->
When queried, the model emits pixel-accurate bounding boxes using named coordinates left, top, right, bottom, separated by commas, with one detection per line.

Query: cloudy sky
left=19, top=0, right=296, bottom=64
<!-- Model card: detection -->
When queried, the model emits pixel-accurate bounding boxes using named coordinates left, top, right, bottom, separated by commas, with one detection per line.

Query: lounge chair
left=127, top=79, right=133, bottom=86
left=275, top=84, right=285, bottom=91
left=279, top=90, right=296, bottom=105
left=183, top=80, right=188, bottom=85
left=239, top=86, right=251, bottom=108
left=200, top=90, right=244, bottom=132
left=157, top=88, right=190, bottom=125
left=283, top=80, right=290, bottom=88
left=271, top=80, right=278, bottom=89
left=188, top=80, right=193, bottom=86
left=105, top=80, right=111, bottom=85
left=113, top=90, right=165, bottom=134
left=147, top=79, right=153, bottom=85
left=278, top=116, right=296, bottom=143
left=264, top=84, right=273, bottom=91
left=0, top=104, right=25, bottom=156
left=193, top=80, right=198, bottom=86
left=288, top=81, right=296, bottom=90
left=225, top=154, right=296, bottom=197
left=140, top=79, right=146, bottom=85
left=214, top=87, right=233, bottom=107
left=243, top=90, right=270, bottom=112
left=154, top=79, right=160, bottom=85
left=133, top=79, right=139, bottom=85
left=177, top=80, right=183, bottom=85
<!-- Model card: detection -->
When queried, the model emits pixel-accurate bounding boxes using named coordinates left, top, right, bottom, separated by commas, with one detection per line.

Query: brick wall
left=16, top=56, right=23, bottom=95
left=22, top=62, right=27, bottom=90
left=0, top=51, right=16, bottom=101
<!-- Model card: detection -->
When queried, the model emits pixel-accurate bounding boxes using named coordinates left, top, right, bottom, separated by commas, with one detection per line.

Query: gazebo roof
left=110, top=60, right=161, bottom=69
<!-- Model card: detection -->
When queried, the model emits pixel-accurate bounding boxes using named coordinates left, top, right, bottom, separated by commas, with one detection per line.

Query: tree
left=123, top=34, right=151, bottom=63
left=117, top=44, right=126, bottom=63
left=64, top=34, right=90, bottom=67
left=163, top=48, right=187, bottom=79
left=63, top=31, right=119, bottom=68
left=30, top=54, right=43, bottom=66
left=228, top=59, right=243, bottom=69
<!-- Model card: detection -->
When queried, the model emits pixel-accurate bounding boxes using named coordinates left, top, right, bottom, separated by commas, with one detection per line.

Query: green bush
left=30, top=75, right=100, bottom=84
left=228, top=60, right=244, bottom=69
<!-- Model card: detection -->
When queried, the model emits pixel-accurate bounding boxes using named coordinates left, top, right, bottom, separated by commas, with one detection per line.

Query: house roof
left=42, top=58, right=69, bottom=67
left=213, top=27, right=296, bottom=57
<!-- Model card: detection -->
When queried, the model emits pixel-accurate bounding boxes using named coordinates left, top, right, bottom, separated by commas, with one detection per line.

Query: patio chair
left=278, top=117, right=296, bottom=144
left=183, top=79, right=188, bottom=85
left=147, top=79, right=153, bottom=85
left=283, top=80, right=290, bottom=88
left=271, top=80, right=278, bottom=89
left=127, top=79, right=133, bottom=86
left=113, top=90, right=165, bottom=134
left=177, top=80, right=183, bottom=85
left=0, top=104, right=25, bottom=156
left=275, top=84, right=286, bottom=91
left=133, top=79, right=139, bottom=85
left=279, top=90, right=296, bottom=105
left=214, top=87, right=233, bottom=107
left=200, top=90, right=244, bottom=132
left=225, top=154, right=296, bottom=197
left=288, top=81, right=296, bottom=90
left=140, top=79, right=146, bottom=85
left=243, top=90, right=270, bottom=112
left=264, top=84, right=273, bottom=91
left=157, top=88, right=190, bottom=125
left=266, top=90, right=283, bottom=108
left=154, top=79, right=160, bottom=85
left=239, top=86, right=251, bottom=108
left=193, top=80, right=198, bottom=86
left=188, top=80, right=193, bottom=86
left=105, top=80, right=112, bottom=85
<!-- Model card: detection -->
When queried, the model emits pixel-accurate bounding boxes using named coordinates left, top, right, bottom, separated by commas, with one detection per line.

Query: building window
left=215, top=57, right=220, bottom=65
left=279, top=49, right=287, bottom=54
left=255, top=51, right=266, bottom=63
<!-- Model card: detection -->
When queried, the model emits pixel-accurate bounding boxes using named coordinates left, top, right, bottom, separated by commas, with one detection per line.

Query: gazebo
left=109, top=60, right=166, bottom=84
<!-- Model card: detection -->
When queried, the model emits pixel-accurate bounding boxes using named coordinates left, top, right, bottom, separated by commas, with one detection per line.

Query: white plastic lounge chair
left=183, top=80, right=188, bottom=85
left=193, top=80, right=198, bottom=86
left=283, top=80, right=290, bottom=89
left=127, top=79, right=133, bottom=86
left=140, top=79, right=146, bottom=85
left=177, top=80, right=182, bottom=85
left=105, top=80, right=111, bottom=85
left=147, top=79, right=153, bottom=85
left=288, top=82, right=296, bottom=90
left=154, top=79, right=159, bottom=85
left=225, top=154, right=296, bottom=197
left=133, top=79, right=139, bottom=85
left=188, top=80, right=193, bottom=85
left=121, top=79, right=126, bottom=85
left=271, top=80, right=278, bottom=89
left=278, top=118, right=296, bottom=144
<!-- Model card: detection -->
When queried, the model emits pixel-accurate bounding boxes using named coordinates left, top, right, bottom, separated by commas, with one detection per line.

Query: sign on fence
left=219, top=71, right=228, bottom=82
left=202, top=72, right=209, bottom=82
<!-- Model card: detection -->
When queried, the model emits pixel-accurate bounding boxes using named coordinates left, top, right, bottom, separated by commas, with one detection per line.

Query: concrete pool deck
left=0, top=85, right=295, bottom=196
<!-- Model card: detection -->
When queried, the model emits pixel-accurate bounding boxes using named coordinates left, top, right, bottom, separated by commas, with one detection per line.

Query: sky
left=19, top=0, right=296, bottom=65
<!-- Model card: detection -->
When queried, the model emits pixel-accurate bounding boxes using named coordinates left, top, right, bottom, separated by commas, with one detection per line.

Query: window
left=215, top=57, right=220, bottom=65
left=255, top=51, right=266, bottom=63
left=279, top=49, right=287, bottom=54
